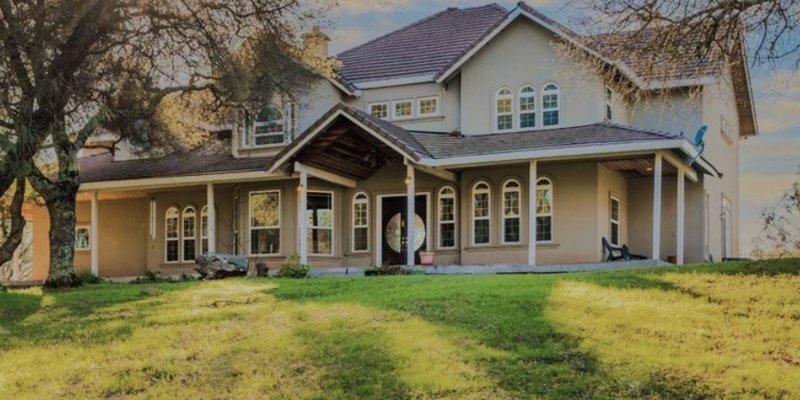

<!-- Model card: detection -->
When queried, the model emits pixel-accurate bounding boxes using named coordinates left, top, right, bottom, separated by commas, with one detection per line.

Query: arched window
left=438, top=186, right=457, bottom=249
left=495, top=88, right=513, bottom=131
left=165, top=207, right=180, bottom=263
left=253, top=105, right=285, bottom=146
left=352, top=192, right=369, bottom=252
left=201, top=206, right=209, bottom=254
left=536, top=178, right=553, bottom=241
left=182, top=206, right=197, bottom=262
left=502, top=179, right=522, bottom=244
left=472, top=181, right=491, bottom=245
left=542, top=83, right=560, bottom=127
left=518, top=85, right=536, bottom=129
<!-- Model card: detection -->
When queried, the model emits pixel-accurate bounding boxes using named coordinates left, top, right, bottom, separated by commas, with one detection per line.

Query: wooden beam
left=295, top=162, right=357, bottom=188
left=662, top=151, right=698, bottom=182
left=416, top=165, right=457, bottom=183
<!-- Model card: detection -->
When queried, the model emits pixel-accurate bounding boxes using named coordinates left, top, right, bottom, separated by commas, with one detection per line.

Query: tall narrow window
left=518, top=85, right=536, bottom=129
left=253, top=106, right=285, bottom=146
left=536, top=178, right=553, bottom=241
left=605, top=86, right=613, bottom=121
left=472, top=182, right=491, bottom=245
left=250, top=190, right=281, bottom=255
left=165, top=207, right=180, bottom=263
left=307, top=192, right=334, bottom=255
left=502, top=180, right=521, bottom=244
left=201, top=206, right=209, bottom=254
left=495, top=88, right=513, bottom=131
left=542, top=83, right=560, bottom=127
left=352, top=192, right=369, bottom=252
left=182, top=206, right=197, bottom=262
left=75, top=226, right=91, bottom=251
left=610, top=196, right=621, bottom=246
left=438, top=186, right=457, bottom=249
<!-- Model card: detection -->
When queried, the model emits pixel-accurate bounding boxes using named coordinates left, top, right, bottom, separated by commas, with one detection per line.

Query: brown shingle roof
left=336, top=4, right=508, bottom=84
left=409, top=123, right=682, bottom=159
left=79, top=141, right=270, bottom=183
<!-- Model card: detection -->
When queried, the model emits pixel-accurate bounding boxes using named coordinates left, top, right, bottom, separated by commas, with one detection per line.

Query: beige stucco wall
left=597, top=164, right=629, bottom=260
left=459, top=18, right=604, bottom=135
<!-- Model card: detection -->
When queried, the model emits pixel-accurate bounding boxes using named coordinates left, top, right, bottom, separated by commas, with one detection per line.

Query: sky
left=325, top=0, right=800, bottom=256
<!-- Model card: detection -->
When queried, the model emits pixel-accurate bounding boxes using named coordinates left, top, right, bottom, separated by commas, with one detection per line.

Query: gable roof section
left=335, top=4, right=507, bottom=86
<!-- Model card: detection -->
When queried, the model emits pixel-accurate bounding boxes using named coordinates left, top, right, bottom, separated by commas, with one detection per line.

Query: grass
left=1, top=259, right=798, bottom=399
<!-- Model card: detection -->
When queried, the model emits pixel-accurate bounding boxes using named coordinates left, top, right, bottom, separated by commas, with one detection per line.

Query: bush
left=378, top=265, right=407, bottom=276
left=75, top=271, right=105, bottom=285
left=130, top=271, right=196, bottom=284
left=277, top=253, right=310, bottom=279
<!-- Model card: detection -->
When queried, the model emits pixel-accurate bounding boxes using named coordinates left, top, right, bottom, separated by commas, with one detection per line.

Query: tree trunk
left=43, top=187, right=81, bottom=288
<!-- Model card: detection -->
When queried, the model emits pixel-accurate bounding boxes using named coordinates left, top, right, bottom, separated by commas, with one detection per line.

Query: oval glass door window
left=385, top=213, right=426, bottom=253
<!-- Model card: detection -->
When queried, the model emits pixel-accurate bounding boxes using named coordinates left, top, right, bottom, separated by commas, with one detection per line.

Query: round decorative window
left=385, top=213, right=426, bottom=253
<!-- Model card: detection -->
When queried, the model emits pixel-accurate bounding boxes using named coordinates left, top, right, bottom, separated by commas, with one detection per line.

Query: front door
left=382, top=195, right=427, bottom=265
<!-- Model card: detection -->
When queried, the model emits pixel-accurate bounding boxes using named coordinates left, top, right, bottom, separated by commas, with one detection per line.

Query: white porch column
left=528, top=160, right=538, bottom=266
left=90, top=191, right=99, bottom=275
left=676, top=167, right=685, bottom=265
left=652, top=152, right=663, bottom=260
left=298, top=172, right=308, bottom=265
left=206, top=183, right=216, bottom=254
left=406, top=162, right=415, bottom=267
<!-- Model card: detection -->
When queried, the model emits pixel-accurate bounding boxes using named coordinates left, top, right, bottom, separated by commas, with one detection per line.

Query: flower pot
left=419, top=252, right=434, bottom=266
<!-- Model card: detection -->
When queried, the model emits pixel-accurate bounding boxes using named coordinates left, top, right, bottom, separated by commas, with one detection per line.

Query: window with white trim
left=75, top=226, right=90, bottom=251
left=519, top=85, right=536, bottom=129
left=182, top=206, right=197, bottom=262
left=417, top=96, right=439, bottom=116
left=605, top=86, right=613, bottom=121
left=201, top=206, right=209, bottom=254
left=502, top=179, right=521, bottom=244
left=472, top=181, right=491, bottom=245
left=165, top=207, right=180, bottom=263
left=542, top=83, right=560, bottom=127
left=352, top=192, right=369, bottom=252
left=369, top=102, right=389, bottom=119
left=610, top=196, right=621, bottom=246
left=242, top=106, right=286, bottom=147
left=307, top=191, right=334, bottom=255
left=249, top=190, right=281, bottom=255
left=495, top=88, right=513, bottom=131
left=438, top=186, right=457, bottom=249
left=536, top=178, right=553, bottom=241
left=393, top=100, right=413, bottom=119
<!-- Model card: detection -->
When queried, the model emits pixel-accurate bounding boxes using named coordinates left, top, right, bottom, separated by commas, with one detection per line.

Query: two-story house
left=31, top=2, right=757, bottom=279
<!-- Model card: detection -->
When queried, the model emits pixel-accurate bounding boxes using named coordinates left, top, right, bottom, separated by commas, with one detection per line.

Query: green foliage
left=130, top=271, right=196, bottom=284
left=377, top=265, right=407, bottom=276
left=276, top=253, right=310, bottom=279
left=75, top=271, right=106, bottom=285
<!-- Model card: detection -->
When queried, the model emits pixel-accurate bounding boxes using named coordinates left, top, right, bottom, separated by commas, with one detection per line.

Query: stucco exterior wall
left=597, top=164, right=629, bottom=260
left=627, top=88, right=703, bottom=135
left=459, top=19, right=604, bottom=135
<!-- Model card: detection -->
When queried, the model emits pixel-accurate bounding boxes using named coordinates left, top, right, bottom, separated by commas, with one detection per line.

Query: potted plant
left=419, top=251, right=435, bottom=266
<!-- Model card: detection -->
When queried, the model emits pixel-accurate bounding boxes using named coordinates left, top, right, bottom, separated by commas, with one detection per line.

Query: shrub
left=75, top=271, right=105, bottom=285
left=130, top=271, right=196, bottom=284
left=276, top=253, right=310, bottom=279
left=378, top=265, right=407, bottom=276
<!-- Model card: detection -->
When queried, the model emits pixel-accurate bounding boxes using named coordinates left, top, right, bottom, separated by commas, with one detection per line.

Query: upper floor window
left=605, top=86, right=613, bottom=121
left=542, top=83, right=560, bottom=127
left=519, top=86, right=536, bottom=129
left=417, top=96, right=439, bottom=116
left=495, top=88, right=513, bottom=131
left=720, top=115, right=733, bottom=145
left=352, top=192, right=369, bottom=252
left=393, top=99, right=413, bottom=119
left=502, top=179, right=522, bottom=244
left=536, top=178, right=553, bottom=242
left=369, top=102, right=389, bottom=119
left=472, top=181, right=491, bottom=245
left=253, top=106, right=285, bottom=146
left=438, top=186, right=457, bottom=249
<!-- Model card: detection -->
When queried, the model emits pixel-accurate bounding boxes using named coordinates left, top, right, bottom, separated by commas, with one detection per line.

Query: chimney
left=302, top=25, right=330, bottom=59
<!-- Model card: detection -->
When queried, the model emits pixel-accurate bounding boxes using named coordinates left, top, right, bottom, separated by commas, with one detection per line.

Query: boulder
left=195, top=254, right=250, bottom=279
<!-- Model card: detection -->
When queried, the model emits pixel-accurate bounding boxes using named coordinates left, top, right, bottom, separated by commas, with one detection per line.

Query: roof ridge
left=336, top=5, right=500, bottom=58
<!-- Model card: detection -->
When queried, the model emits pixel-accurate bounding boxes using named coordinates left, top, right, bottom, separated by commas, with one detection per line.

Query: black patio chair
left=602, top=237, right=626, bottom=262
left=621, top=245, right=647, bottom=260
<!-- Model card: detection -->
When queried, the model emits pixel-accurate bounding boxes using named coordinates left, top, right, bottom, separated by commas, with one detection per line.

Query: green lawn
left=1, top=260, right=799, bottom=399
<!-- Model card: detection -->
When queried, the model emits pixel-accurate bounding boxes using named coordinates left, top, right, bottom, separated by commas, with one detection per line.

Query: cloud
left=333, top=0, right=413, bottom=15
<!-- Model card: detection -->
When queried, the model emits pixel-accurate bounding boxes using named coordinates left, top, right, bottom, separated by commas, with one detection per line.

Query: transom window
left=502, top=180, right=522, bottom=244
left=610, top=196, right=621, bottom=246
left=393, top=100, right=413, bottom=119
left=369, top=102, right=389, bottom=119
left=182, top=206, right=197, bottom=262
left=418, top=96, right=439, bottom=116
left=165, top=207, right=180, bottom=263
left=307, top=192, right=334, bottom=255
left=438, top=186, right=457, bottom=249
left=518, top=86, right=537, bottom=129
left=472, top=181, right=491, bottom=245
left=495, top=88, right=513, bottom=131
left=251, top=106, right=285, bottom=146
left=542, top=83, right=560, bottom=127
left=536, top=178, right=553, bottom=242
left=249, top=190, right=281, bottom=255
left=352, top=192, right=369, bottom=253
